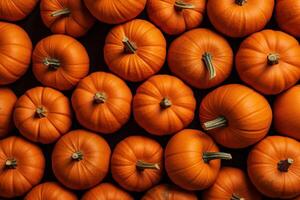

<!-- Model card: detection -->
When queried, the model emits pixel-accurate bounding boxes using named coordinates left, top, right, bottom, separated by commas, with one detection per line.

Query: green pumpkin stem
left=202, top=52, right=217, bottom=80
left=203, top=152, right=232, bottom=163
left=51, top=8, right=71, bottom=17
left=122, top=37, right=137, bottom=54
left=43, top=58, right=60, bottom=70
left=71, top=151, right=83, bottom=161
left=36, top=106, right=47, bottom=118
left=174, top=1, right=195, bottom=10
left=231, top=194, right=245, bottom=200
left=267, top=53, right=280, bottom=65
left=202, top=116, right=227, bottom=131
left=278, top=158, right=293, bottom=172
left=235, top=0, right=247, bottom=6
left=136, top=160, right=160, bottom=170
left=160, top=97, right=172, bottom=109
left=94, top=92, right=107, bottom=104
left=5, top=158, right=17, bottom=169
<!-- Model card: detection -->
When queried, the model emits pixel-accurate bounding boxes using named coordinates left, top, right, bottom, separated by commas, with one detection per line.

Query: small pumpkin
left=14, top=87, right=72, bottom=144
left=0, top=0, right=38, bottom=21
left=147, top=0, right=206, bottom=35
left=0, top=136, right=45, bottom=198
left=0, top=88, right=17, bottom=138
left=111, top=136, right=163, bottom=192
left=52, top=130, right=111, bottom=190
left=0, top=22, right=32, bottom=85
left=133, top=75, right=196, bottom=135
left=71, top=72, right=132, bottom=134
left=165, top=129, right=232, bottom=190
left=104, top=19, right=166, bottom=82
left=25, top=182, right=77, bottom=200
left=40, top=0, right=96, bottom=37
left=32, top=34, right=89, bottom=91
left=236, top=30, right=300, bottom=95
left=199, top=84, right=272, bottom=149
left=168, top=28, right=233, bottom=89
left=202, top=167, right=262, bottom=200
left=207, top=0, right=274, bottom=37
left=81, top=183, right=133, bottom=200
left=248, top=136, right=300, bottom=199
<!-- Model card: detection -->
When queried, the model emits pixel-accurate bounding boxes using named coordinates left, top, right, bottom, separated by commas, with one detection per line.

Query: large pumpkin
left=104, top=19, right=166, bottom=82
left=32, top=34, right=89, bottom=90
left=0, top=136, right=45, bottom=198
left=165, top=129, right=232, bottom=190
left=207, top=0, right=274, bottom=37
left=40, top=0, right=95, bottom=38
left=0, top=88, right=17, bottom=138
left=52, top=130, right=111, bottom=190
left=0, top=22, right=32, bottom=85
left=111, top=136, right=163, bottom=192
left=133, top=75, right=196, bottom=135
left=83, top=0, right=146, bottom=24
left=147, top=0, right=206, bottom=35
left=14, top=87, right=72, bottom=144
left=248, top=136, right=300, bottom=199
left=199, top=84, right=272, bottom=149
left=71, top=72, right=132, bottom=134
left=168, top=28, right=233, bottom=89
left=0, top=0, right=38, bottom=21
left=236, top=30, right=300, bottom=95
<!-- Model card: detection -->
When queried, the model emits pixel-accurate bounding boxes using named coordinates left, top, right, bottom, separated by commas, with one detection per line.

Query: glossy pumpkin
left=133, top=75, right=196, bottom=135
left=199, top=84, right=272, bottom=149
left=0, top=22, right=32, bottom=85
left=32, top=34, right=89, bottom=90
left=248, top=136, right=300, bottom=199
left=104, top=19, right=166, bottom=82
left=147, top=0, right=206, bottom=35
left=14, top=87, right=72, bottom=144
left=0, top=136, right=45, bottom=198
left=165, top=129, right=232, bottom=190
left=168, top=28, right=233, bottom=89
left=0, top=0, right=38, bottom=21
left=83, top=0, right=146, bottom=24
left=0, top=88, right=17, bottom=138
left=40, top=0, right=96, bottom=37
left=207, top=0, right=274, bottom=37
left=111, top=136, right=163, bottom=192
left=52, top=130, right=111, bottom=190
left=236, top=30, right=300, bottom=95
left=71, top=72, right=132, bottom=134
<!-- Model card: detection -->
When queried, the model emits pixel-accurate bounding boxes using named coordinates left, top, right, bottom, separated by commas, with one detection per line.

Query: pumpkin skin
left=111, top=136, right=163, bottom=192
left=32, top=34, right=89, bottom=91
left=199, top=84, right=272, bottom=149
left=83, top=0, right=146, bottom=24
left=52, top=130, right=111, bottom=190
left=202, top=167, right=262, bottom=200
left=147, top=0, right=206, bottom=35
left=248, top=136, right=300, bottom=199
left=104, top=19, right=166, bottom=82
left=133, top=75, right=196, bottom=135
left=0, top=0, right=38, bottom=21
left=165, top=129, right=232, bottom=191
left=0, top=88, right=17, bottom=138
left=40, top=0, right=96, bottom=38
left=14, top=87, right=72, bottom=144
left=0, top=136, right=45, bottom=198
left=168, top=28, right=233, bottom=89
left=207, top=0, right=274, bottom=38
left=71, top=72, right=132, bottom=134
left=81, top=183, right=133, bottom=200
left=0, top=22, right=32, bottom=85
left=236, top=30, right=300, bottom=95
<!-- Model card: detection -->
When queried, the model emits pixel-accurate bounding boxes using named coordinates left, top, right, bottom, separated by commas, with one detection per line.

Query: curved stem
left=235, top=0, right=247, bottom=6
left=136, top=160, right=160, bottom=170
left=72, top=151, right=83, bottom=161
left=202, top=52, right=216, bottom=80
left=231, top=194, right=245, bottom=200
left=160, top=97, right=172, bottom=109
left=122, top=37, right=137, bottom=54
left=36, top=106, right=47, bottom=118
left=51, top=8, right=71, bottom=17
left=267, top=53, right=280, bottom=65
left=203, top=116, right=227, bottom=131
left=278, top=158, right=293, bottom=172
left=94, top=92, right=107, bottom=104
left=174, top=1, right=195, bottom=10
left=43, top=58, right=60, bottom=70
left=5, top=158, right=17, bottom=169
left=203, top=152, right=232, bottom=163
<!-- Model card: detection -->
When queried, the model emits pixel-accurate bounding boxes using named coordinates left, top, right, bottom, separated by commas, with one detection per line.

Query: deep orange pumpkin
left=0, top=0, right=38, bottom=21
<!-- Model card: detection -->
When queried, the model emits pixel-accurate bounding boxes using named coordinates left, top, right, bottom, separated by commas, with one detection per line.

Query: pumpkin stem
left=203, top=152, right=232, bottom=163
left=122, top=37, right=137, bottom=54
left=136, top=160, right=160, bottom=171
left=160, top=97, right=172, bottom=109
left=71, top=151, right=83, bottom=161
left=174, top=1, right=195, bottom=10
left=36, top=106, right=47, bottom=118
left=50, top=8, right=71, bottom=17
left=235, top=0, right=247, bottom=6
left=267, top=53, right=280, bottom=65
left=43, top=58, right=60, bottom=70
left=94, top=92, right=107, bottom=104
left=202, top=116, right=227, bottom=131
left=5, top=158, right=17, bottom=169
left=202, top=52, right=216, bottom=80
left=231, top=194, right=245, bottom=200
left=278, top=158, right=293, bottom=172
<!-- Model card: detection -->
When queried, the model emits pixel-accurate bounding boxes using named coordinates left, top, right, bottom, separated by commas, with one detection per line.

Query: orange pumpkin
left=0, top=88, right=17, bottom=138
left=104, top=19, right=166, bottom=82
left=71, top=72, right=132, bottom=134
left=207, top=0, right=274, bottom=37
left=236, top=30, right=300, bottom=95
left=32, top=34, right=89, bottom=91
left=147, top=0, right=206, bottom=35
left=0, top=22, right=32, bottom=85
left=14, top=87, right=72, bottom=144
left=168, top=28, right=233, bottom=89
left=40, top=0, right=96, bottom=38
left=52, top=130, right=111, bottom=190
left=0, top=136, right=45, bottom=198
left=248, top=136, right=300, bottom=199
left=0, top=0, right=38, bottom=21
left=199, top=84, right=272, bottom=149
left=133, top=75, right=196, bottom=136
left=83, top=0, right=147, bottom=24
left=165, top=129, right=232, bottom=190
